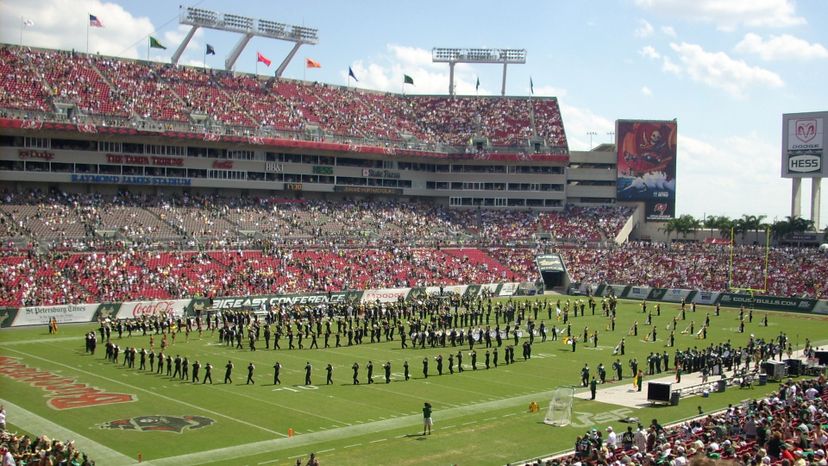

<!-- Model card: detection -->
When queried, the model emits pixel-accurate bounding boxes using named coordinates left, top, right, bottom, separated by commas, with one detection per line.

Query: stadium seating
left=0, top=45, right=567, bottom=149
left=537, top=378, right=828, bottom=466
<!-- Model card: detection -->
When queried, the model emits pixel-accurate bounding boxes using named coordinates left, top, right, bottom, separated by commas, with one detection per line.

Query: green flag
left=149, top=36, right=166, bottom=50
left=403, top=74, right=414, bottom=85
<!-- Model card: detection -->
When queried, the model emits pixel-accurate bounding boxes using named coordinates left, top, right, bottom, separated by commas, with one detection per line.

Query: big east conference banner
left=782, top=111, right=827, bottom=177
left=616, top=119, right=678, bottom=221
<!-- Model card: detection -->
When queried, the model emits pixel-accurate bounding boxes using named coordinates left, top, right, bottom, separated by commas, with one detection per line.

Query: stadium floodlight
left=432, top=47, right=526, bottom=96
left=173, top=6, right=319, bottom=74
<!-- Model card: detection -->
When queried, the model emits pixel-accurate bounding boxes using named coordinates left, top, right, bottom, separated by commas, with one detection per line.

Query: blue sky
left=2, top=0, right=827, bottom=228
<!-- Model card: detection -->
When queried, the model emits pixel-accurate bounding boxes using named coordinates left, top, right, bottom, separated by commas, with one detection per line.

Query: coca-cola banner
left=12, top=303, right=100, bottom=327
left=115, top=300, right=191, bottom=320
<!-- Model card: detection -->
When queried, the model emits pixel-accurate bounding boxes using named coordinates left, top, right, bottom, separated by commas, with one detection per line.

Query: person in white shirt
left=606, top=426, right=618, bottom=450
left=0, top=405, right=6, bottom=432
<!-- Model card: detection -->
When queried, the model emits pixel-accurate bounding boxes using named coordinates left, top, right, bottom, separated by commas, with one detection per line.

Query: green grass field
left=2, top=298, right=827, bottom=466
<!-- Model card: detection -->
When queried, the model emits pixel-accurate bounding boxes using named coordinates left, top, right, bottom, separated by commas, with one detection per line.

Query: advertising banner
left=692, top=291, right=720, bottom=305
left=624, top=286, right=652, bottom=300
left=536, top=254, right=566, bottom=272
left=652, top=288, right=694, bottom=303
left=813, top=300, right=828, bottom=315
left=12, top=303, right=100, bottom=327
left=782, top=112, right=826, bottom=177
left=361, top=288, right=411, bottom=303
left=116, top=300, right=191, bottom=320
left=0, top=308, right=19, bottom=328
left=616, top=119, right=678, bottom=220
left=479, top=284, right=501, bottom=297
left=715, top=293, right=816, bottom=312
left=603, top=284, right=629, bottom=298
left=211, top=292, right=358, bottom=309
left=498, top=282, right=519, bottom=297
left=425, top=285, right=469, bottom=297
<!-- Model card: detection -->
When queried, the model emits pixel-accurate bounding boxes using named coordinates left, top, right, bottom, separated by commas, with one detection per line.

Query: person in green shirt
left=422, top=402, right=433, bottom=435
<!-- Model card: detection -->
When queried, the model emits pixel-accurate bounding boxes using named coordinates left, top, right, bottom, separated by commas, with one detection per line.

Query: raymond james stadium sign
left=211, top=292, right=358, bottom=309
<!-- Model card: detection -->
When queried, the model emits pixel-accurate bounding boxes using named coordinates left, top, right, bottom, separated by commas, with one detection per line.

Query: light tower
left=172, top=6, right=319, bottom=74
left=432, top=48, right=526, bottom=96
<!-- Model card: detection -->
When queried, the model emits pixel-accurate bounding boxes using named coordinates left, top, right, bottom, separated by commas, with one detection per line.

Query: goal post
left=727, top=226, right=770, bottom=295
left=544, top=386, right=575, bottom=426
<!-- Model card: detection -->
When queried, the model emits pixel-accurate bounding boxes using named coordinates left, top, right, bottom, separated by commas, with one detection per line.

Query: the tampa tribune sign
left=783, top=112, right=826, bottom=177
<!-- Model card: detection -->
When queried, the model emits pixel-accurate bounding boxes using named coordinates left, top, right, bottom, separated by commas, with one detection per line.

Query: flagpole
left=303, top=58, right=306, bottom=81
left=20, top=17, right=23, bottom=46
left=86, top=17, right=89, bottom=54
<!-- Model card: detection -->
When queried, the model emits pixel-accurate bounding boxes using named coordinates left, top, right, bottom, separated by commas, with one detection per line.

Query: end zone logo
left=789, top=154, right=821, bottom=173
left=99, top=415, right=214, bottom=433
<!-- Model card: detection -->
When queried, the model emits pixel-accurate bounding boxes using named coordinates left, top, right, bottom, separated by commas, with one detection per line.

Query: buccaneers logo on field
left=98, top=415, right=214, bottom=433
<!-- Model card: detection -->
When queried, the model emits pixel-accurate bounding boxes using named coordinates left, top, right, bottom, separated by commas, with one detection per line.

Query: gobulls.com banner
left=12, top=303, right=99, bottom=327
left=115, top=300, right=190, bottom=320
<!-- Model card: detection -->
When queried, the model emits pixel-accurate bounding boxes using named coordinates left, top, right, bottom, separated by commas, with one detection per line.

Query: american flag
left=89, top=14, right=104, bottom=28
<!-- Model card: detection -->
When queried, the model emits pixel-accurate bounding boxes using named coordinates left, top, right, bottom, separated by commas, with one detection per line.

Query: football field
left=2, top=298, right=827, bottom=466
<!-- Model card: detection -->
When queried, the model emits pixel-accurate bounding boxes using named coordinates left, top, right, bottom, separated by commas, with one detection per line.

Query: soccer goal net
left=544, top=386, right=575, bottom=426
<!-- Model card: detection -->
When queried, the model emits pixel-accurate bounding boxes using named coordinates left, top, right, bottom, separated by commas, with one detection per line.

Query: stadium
left=2, top=4, right=828, bottom=466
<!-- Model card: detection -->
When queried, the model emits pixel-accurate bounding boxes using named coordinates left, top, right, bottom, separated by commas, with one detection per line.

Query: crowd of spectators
left=0, top=190, right=631, bottom=248
left=2, top=188, right=827, bottom=307
left=0, top=433, right=95, bottom=465
left=523, top=376, right=827, bottom=466
left=0, top=45, right=567, bottom=150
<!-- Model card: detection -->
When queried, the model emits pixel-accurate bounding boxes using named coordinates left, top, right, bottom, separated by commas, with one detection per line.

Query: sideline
left=0, top=398, right=134, bottom=466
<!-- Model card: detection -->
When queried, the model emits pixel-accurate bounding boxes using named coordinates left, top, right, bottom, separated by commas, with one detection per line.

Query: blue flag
left=348, top=66, right=358, bottom=82
left=530, top=77, right=534, bottom=95
left=206, top=44, right=216, bottom=55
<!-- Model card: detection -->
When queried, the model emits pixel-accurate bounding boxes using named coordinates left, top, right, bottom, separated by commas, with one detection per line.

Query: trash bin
left=716, top=380, right=727, bottom=393
left=758, top=373, right=767, bottom=386
left=670, top=391, right=680, bottom=406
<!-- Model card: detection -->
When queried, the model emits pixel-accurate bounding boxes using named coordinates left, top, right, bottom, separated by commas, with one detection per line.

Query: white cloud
left=660, top=25, right=677, bottom=37
left=634, top=19, right=655, bottom=38
left=634, top=0, right=805, bottom=30
left=677, top=133, right=788, bottom=220
left=558, top=103, right=616, bottom=151
left=668, top=42, right=784, bottom=97
left=532, top=85, right=568, bottom=98
left=734, top=33, right=828, bottom=61
left=661, top=56, right=681, bottom=75
left=0, top=0, right=154, bottom=59
left=346, top=44, right=490, bottom=95
left=640, top=46, right=661, bottom=60
left=641, top=86, right=653, bottom=96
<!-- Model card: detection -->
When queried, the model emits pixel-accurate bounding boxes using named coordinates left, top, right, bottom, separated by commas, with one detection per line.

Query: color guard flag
left=306, top=58, right=321, bottom=68
left=257, top=52, right=272, bottom=67
left=206, top=44, right=216, bottom=55
left=348, top=66, right=358, bottom=82
left=403, top=74, right=414, bottom=85
left=89, top=14, right=103, bottom=28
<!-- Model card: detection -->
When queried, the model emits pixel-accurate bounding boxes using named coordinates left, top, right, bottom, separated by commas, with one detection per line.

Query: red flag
left=305, top=58, right=321, bottom=69
left=257, top=52, right=272, bottom=67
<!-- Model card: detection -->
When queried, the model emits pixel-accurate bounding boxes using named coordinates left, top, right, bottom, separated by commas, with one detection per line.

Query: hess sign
left=788, top=154, right=821, bottom=173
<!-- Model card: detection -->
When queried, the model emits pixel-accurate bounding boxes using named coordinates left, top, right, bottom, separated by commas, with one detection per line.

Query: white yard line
left=1, top=346, right=288, bottom=438
left=0, top=398, right=134, bottom=466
